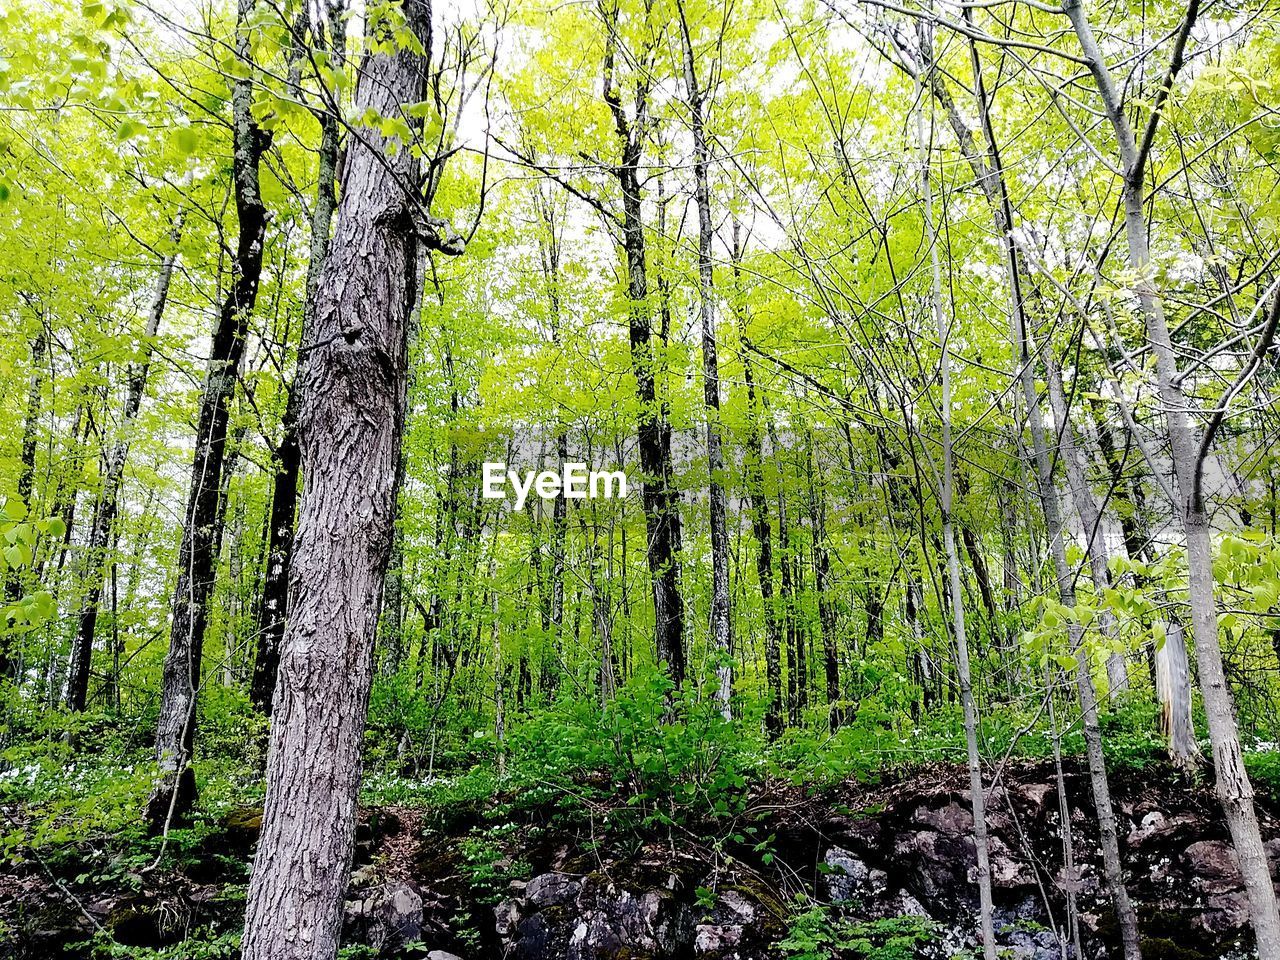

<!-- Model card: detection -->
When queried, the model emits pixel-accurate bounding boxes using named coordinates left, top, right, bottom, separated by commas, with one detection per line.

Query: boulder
left=344, top=882, right=423, bottom=954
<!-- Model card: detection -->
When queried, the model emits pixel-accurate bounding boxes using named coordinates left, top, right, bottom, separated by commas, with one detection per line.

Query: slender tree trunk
left=1, top=328, right=47, bottom=681
left=678, top=0, right=730, bottom=716
left=916, top=75, right=996, bottom=960
left=960, top=20, right=1142, bottom=956
left=67, top=218, right=182, bottom=712
left=250, top=3, right=345, bottom=715
left=602, top=18, right=685, bottom=687
left=147, top=0, right=269, bottom=827
left=1065, top=4, right=1280, bottom=951
left=804, top=424, right=840, bottom=728
left=733, top=225, right=783, bottom=736
left=241, top=0, right=462, bottom=955
left=1046, top=357, right=1129, bottom=691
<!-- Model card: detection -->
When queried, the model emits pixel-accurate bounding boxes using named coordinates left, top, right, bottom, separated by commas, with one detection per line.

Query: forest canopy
left=2, top=0, right=1280, bottom=957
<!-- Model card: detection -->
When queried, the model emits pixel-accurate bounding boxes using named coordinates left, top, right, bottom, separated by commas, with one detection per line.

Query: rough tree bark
left=68, top=217, right=182, bottom=711
left=147, top=0, right=269, bottom=827
left=600, top=3, right=685, bottom=686
left=678, top=0, right=731, bottom=716
left=240, top=0, right=463, bottom=954
left=249, top=1, right=346, bottom=715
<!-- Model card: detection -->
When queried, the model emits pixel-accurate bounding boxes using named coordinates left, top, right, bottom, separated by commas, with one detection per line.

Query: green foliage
left=777, top=900, right=939, bottom=960
left=507, top=665, right=757, bottom=823
left=78, top=929, right=240, bottom=959
left=458, top=826, right=530, bottom=905
left=1244, top=749, right=1280, bottom=802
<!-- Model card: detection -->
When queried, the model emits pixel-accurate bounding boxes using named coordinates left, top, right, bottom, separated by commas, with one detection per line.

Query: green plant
left=778, top=899, right=939, bottom=960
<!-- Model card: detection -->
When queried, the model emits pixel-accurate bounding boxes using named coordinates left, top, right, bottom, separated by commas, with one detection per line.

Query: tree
left=240, top=0, right=464, bottom=955
left=147, top=0, right=271, bottom=827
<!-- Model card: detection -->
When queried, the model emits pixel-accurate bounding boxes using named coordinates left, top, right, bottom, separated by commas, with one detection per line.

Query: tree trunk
left=602, top=20, right=685, bottom=687
left=733, top=226, right=783, bottom=737
left=1065, top=3, right=1280, bottom=951
left=147, top=0, right=268, bottom=827
left=250, top=2, right=345, bottom=716
left=804, top=424, right=840, bottom=729
left=961, top=19, right=1141, bottom=955
left=678, top=0, right=731, bottom=716
left=1, top=327, right=47, bottom=682
left=68, top=219, right=182, bottom=712
left=241, top=0, right=462, bottom=956
left=1045, top=357, right=1127, bottom=691
left=917, top=86, right=997, bottom=960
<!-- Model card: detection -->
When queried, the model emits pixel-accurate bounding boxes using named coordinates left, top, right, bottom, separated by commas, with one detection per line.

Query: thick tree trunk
left=147, top=0, right=268, bottom=827
left=68, top=221, right=182, bottom=711
left=678, top=1, right=731, bottom=716
left=241, top=0, right=461, bottom=955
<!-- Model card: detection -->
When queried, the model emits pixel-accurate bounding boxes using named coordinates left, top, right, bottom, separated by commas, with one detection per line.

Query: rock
left=1183, top=839, right=1242, bottom=884
left=694, top=922, right=742, bottom=954
left=502, top=877, right=694, bottom=959
left=987, top=836, right=1036, bottom=889
left=343, top=882, right=423, bottom=954
left=427, top=952, right=464, bottom=960
left=1015, top=782, right=1054, bottom=813
left=893, top=829, right=973, bottom=900
left=526, top=871, right=582, bottom=908
left=1200, top=888, right=1251, bottom=935
left=821, top=846, right=886, bottom=903
left=350, top=863, right=379, bottom=889
left=718, top=890, right=756, bottom=922
left=1127, top=808, right=1197, bottom=848
left=495, top=898, right=521, bottom=938
left=913, top=800, right=974, bottom=836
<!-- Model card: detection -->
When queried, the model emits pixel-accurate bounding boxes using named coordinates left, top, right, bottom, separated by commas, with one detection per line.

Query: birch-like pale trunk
left=1045, top=357, right=1127, bottom=692
left=1064, top=1, right=1280, bottom=952
left=916, top=71, right=997, bottom=960
left=958, top=17, right=1141, bottom=954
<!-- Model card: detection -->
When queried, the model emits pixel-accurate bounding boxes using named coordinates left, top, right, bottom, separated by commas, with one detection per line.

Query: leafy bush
left=777, top=899, right=939, bottom=960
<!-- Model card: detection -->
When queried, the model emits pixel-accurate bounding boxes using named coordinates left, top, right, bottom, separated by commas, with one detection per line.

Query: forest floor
left=1, top=756, right=1272, bottom=959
